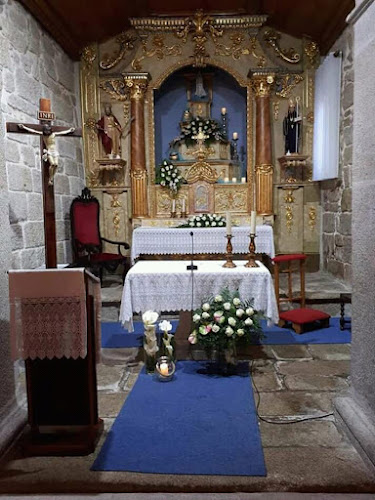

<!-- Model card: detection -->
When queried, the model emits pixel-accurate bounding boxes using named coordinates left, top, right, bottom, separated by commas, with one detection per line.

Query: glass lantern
left=155, top=356, right=176, bottom=382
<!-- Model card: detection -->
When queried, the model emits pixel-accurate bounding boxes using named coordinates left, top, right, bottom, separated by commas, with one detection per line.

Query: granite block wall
left=321, top=27, right=353, bottom=282
left=0, top=0, right=84, bottom=451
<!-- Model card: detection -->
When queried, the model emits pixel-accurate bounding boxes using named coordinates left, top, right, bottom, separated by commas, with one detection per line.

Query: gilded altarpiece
left=80, top=12, right=321, bottom=263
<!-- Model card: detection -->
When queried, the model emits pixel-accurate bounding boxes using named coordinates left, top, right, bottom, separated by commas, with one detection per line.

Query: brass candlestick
left=244, top=233, right=258, bottom=268
left=223, top=235, right=236, bottom=268
left=171, top=211, right=177, bottom=218
left=180, top=211, right=187, bottom=218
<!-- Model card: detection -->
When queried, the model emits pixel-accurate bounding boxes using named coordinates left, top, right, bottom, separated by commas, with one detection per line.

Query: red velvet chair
left=70, top=187, right=130, bottom=281
left=273, top=254, right=330, bottom=334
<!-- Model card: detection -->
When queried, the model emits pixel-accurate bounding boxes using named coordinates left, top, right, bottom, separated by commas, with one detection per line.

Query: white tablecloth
left=120, top=260, right=279, bottom=331
left=130, top=225, right=275, bottom=263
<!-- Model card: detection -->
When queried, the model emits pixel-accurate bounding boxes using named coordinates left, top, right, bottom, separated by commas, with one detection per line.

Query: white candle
left=226, top=212, right=232, bottom=235
left=232, top=132, right=238, bottom=140
left=182, top=198, right=186, bottom=212
left=160, top=362, right=169, bottom=376
left=241, top=177, right=246, bottom=183
left=224, top=177, right=229, bottom=183
left=232, top=177, right=237, bottom=183
left=221, top=107, right=227, bottom=115
left=250, top=210, right=256, bottom=235
left=172, top=199, right=176, bottom=212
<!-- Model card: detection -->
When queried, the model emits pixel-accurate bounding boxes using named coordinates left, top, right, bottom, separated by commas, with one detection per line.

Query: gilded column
left=124, top=72, right=150, bottom=218
left=251, top=72, right=275, bottom=215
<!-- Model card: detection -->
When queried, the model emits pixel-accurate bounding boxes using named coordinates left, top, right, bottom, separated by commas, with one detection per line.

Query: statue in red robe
left=97, top=104, right=122, bottom=158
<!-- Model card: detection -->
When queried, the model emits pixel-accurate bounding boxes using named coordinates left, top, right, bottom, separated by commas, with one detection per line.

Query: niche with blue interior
left=154, top=65, right=247, bottom=178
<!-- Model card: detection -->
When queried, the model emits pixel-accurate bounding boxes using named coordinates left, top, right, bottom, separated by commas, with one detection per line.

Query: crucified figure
left=18, top=123, right=75, bottom=185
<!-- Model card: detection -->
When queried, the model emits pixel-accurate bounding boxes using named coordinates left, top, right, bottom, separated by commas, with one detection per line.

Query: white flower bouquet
left=179, top=213, right=226, bottom=228
left=178, top=117, right=225, bottom=147
left=156, top=159, right=184, bottom=195
left=188, top=288, right=263, bottom=359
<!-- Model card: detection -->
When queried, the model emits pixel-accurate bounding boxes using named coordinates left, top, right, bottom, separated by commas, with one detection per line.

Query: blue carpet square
left=92, top=361, right=266, bottom=476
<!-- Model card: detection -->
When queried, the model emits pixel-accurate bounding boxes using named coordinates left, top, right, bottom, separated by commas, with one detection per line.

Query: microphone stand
left=186, top=231, right=198, bottom=271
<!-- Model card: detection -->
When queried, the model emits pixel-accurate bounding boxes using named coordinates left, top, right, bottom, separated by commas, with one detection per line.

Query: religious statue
left=17, top=123, right=75, bottom=185
left=283, top=97, right=301, bottom=154
left=97, top=104, right=122, bottom=159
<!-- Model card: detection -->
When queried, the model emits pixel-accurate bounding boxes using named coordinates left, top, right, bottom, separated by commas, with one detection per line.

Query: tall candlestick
left=172, top=199, right=176, bottom=212
left=253, top=180, right=256, bottom=211
left=250, top=210, right=256, bottom=235
left=226, top=212, right=232, bottom=235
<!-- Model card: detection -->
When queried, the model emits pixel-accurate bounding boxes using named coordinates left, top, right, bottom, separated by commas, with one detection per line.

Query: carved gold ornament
left=285, top=205, right=293, bottom=233
left=212, top=31, right=266, bottom=67
left=124, top=74, right=149, bottom=100
left=273, top=100, right=279, bottom=120
left=81, top=45, right=97, bottom=70
left=255, top=163, right=273, bottom=174
left=251, top=74, right=274, bottom=98
left=113, top=211, right=121, bottom=236
left=186, top=162, right=218, bottom=184
left=132, top=34, right=183, bottom=72
left=284, top=189, right=295, bottom=204
left=264, top=29, right=301, bottom=64
left=304, top=40, right=320, bottom=68
left=306, top=111, right=314, bottom=123
left=99, top=79, right=129, bottom=101
left=215, top=188, right=248, bottom=212
left=110, top=193, right=122, bottom=208
left=308, top=206, right=317, bottom=231
left=100, top=33, right=137, bottom=70
left=275, top=74, right=304, bottom=98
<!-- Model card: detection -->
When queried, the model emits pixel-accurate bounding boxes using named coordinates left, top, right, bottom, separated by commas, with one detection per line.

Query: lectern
left=9, top=268, right=103, bottom=455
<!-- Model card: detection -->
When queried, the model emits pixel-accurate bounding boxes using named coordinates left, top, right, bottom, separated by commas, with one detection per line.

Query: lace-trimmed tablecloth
left=120, top=260, right=279, bottom=331
left=9, top=268, right=101, bottom=361
left=131, top=225, right=275, bottom=263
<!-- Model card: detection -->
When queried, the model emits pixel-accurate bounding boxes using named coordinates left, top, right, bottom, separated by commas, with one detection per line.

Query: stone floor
left=1, top=271, right=370, bottom=495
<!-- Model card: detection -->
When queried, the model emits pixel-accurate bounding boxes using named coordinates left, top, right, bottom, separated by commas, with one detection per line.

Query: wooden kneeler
left=273, top=254, right=330, bottom=334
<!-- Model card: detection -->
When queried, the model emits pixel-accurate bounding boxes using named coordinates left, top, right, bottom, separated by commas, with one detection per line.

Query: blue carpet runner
left=92, top=361, right=266, bottom=476
left=101, top=317, right=350, bottom=348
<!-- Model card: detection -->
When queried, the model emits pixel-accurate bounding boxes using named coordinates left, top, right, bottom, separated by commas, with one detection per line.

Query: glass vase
left=143, top=325, right=158, bottom=374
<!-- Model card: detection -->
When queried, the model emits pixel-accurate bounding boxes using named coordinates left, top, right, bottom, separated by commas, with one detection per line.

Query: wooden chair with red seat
left=70, top=187, right=130, bottom=281
left=273, top=254, right=330, bottom=334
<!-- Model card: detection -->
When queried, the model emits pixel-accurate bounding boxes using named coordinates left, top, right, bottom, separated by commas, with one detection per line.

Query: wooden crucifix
left=6, top=98, right=82, bottom=268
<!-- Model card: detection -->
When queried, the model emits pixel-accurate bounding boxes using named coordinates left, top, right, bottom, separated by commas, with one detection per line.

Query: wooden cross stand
left=7, top=100, right=103, bottom=456
left=6, top=98, right=82, bottom=268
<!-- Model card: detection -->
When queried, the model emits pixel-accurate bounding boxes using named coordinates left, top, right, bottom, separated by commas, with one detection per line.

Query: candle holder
left=221, top=112, right=228, bottom=139
left=180, top=211, right=187, bottom=218
left=244, top=233, right=258, bottom=268
left=223, top=235, right=236, bottom=268
left=171, top=211, right=177, bottom=218
left=155, top=355, right=176, bottom=382
left=231, top=137, right=239, bottom=162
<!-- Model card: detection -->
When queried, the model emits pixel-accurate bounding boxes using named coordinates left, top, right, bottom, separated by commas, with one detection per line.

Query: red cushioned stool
left=273, top=254, right=330, bottom=334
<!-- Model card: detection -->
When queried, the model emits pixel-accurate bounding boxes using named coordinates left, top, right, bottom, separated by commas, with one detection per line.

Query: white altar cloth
left=120, top=259, right=279, bottom=331
left=130, top=225, right=275, bottom=263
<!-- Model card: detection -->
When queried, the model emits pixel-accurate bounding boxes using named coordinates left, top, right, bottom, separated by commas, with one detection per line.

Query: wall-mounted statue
left=97, top=104, right=122, bottom=159
left=283, top=97, right=301, bottom=154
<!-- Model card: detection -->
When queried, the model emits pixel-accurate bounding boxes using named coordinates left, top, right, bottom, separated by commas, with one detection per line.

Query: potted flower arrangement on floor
left=188, top=288, right=263, bottom=374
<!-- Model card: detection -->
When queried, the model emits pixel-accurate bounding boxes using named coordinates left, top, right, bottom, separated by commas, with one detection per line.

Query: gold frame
left=146, top=57, right=253, bottom=217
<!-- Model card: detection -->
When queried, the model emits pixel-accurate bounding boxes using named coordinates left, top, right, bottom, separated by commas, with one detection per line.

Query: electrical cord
left=249, top=359, right=334, bottom=425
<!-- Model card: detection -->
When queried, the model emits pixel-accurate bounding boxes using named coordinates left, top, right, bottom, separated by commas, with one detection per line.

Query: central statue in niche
left=167, top=71, right=241, bottom=187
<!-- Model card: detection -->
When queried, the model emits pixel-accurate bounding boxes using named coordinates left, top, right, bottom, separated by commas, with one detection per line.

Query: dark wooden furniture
left=70, top=187, right=130, bottom=281
left=273, top=254, right=330, bottom=334
left=340, top=292, right=352, bottom=330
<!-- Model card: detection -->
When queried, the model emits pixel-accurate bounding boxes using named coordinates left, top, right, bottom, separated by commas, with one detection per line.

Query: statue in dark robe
left=283, top=98, right=301, bottom=154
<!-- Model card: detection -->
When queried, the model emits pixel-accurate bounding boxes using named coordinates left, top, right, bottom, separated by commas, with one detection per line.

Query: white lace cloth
left=120, top=260, right=279, bottom=331
left=131, top=225, right=275, bottom=263
left=9, top=268, right=101, bottom=361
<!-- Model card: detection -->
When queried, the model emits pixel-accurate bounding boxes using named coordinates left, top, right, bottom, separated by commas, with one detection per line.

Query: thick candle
left=232, top=177, right=237, bottom=183
left=250, top=211, right=256, bottom=235
left=221, top=107, right=227, bottom=115
left=232, top=132, right=238, bottom=140
left=226, top=212, right=232, bottom=235
left=241, top=177, right=246, bottom=183
left=172, top=199, right=176, bottom=213
left=182, top=198, right=186, bottom=212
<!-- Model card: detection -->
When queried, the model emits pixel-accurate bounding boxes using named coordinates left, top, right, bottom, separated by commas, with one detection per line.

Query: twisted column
left=251, top=73, right=275, bottom=215
left=124, top=73, right=150, bottom=218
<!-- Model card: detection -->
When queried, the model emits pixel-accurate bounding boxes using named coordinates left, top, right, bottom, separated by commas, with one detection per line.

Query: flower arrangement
left=142, top=310, right=159, bottom=373
left=179, top=213, right=226, bottom=228
left=173, top=117, right=225, bottom=147
left=188, top=288, right=263, bottom=359
left=159, top=320, right=176, bottom=362
left=156, top=159, right=184, bottom=195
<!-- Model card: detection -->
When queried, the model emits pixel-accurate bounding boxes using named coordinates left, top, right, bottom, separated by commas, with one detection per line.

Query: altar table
left=130, top=225, right=275, bottom=264
left=120, top=260, right=279, bottom=331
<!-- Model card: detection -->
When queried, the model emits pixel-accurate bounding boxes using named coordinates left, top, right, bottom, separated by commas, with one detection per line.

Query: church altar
left=130, top=225, right=275, bottom=263
left=120, top=260, right=279, bottom=331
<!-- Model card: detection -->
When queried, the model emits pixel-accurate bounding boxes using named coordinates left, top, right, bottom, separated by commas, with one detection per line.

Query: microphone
left=186, top=231, right=198, bottom=271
